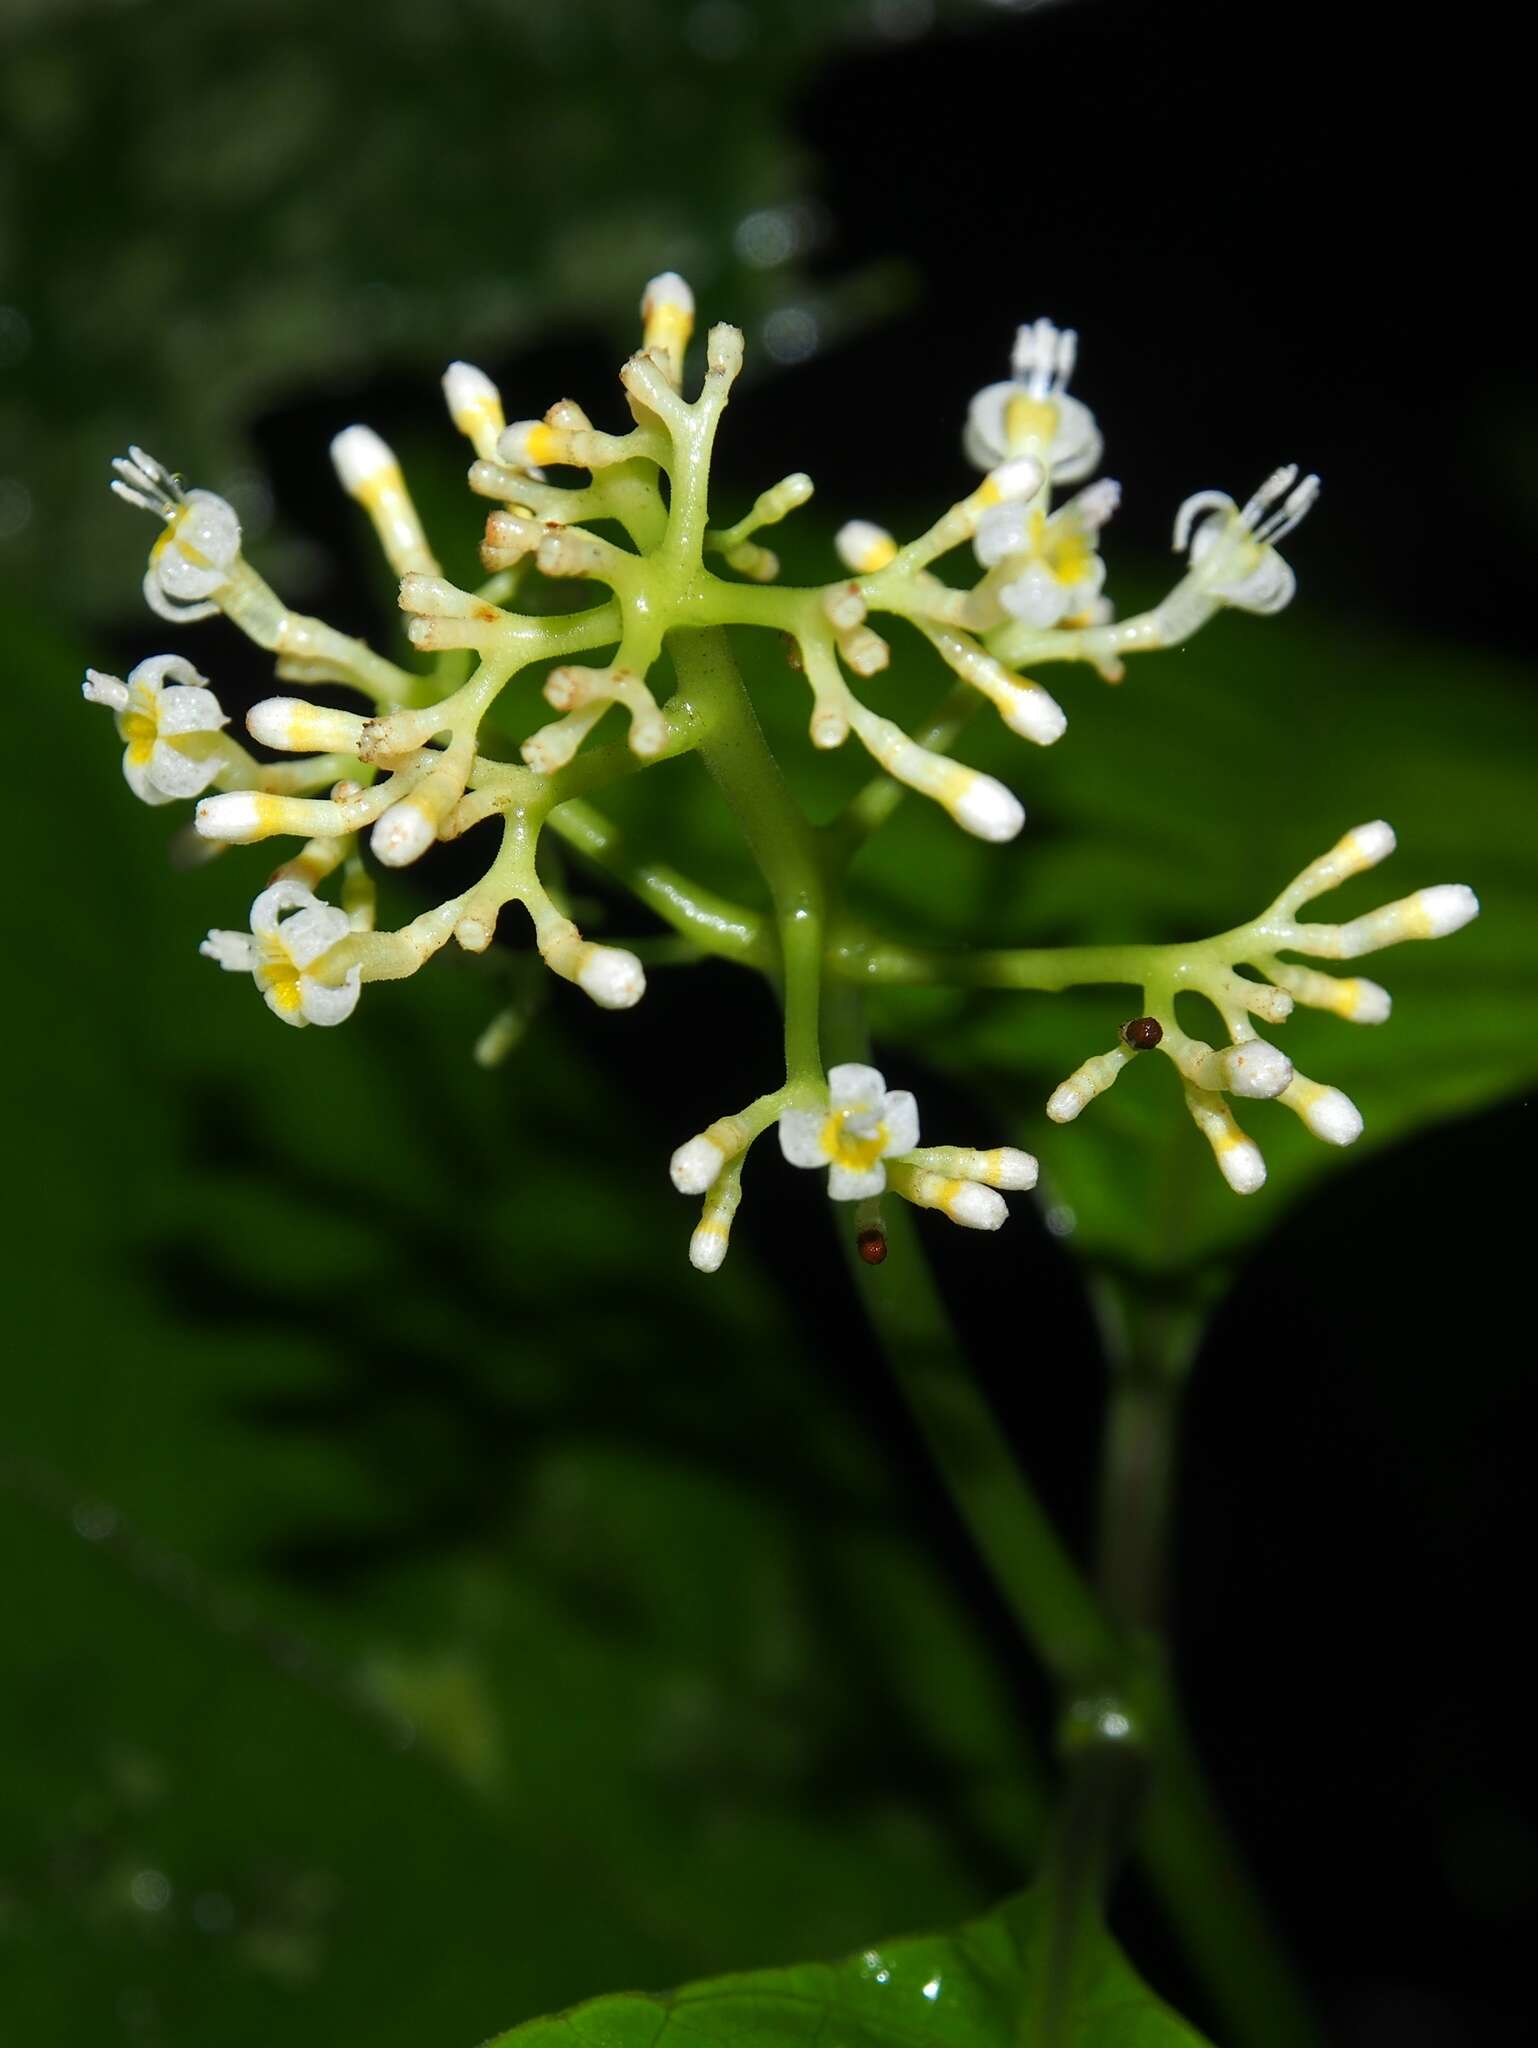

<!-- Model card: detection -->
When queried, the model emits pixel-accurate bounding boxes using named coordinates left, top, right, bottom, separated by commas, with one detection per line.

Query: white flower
left=778, top=1062, right=920, bottom=1201
left=1172, top=465, right=1319, bottom=615
left=200, top=881, right=361, bottom=1029
left=82, top=655, right=228, bottom=805
left=111, top=446, right=243, bottom=623
left=963, top=318, right=1103, bottom=485
left=980, top=479, right=1120, bottom=631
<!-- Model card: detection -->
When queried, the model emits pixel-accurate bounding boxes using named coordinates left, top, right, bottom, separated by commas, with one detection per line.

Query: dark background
left=2, top=2, right=1533, bottom=2044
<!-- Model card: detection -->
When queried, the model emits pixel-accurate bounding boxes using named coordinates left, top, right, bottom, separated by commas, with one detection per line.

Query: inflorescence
left=88, top=275, right=1479, bottom=1268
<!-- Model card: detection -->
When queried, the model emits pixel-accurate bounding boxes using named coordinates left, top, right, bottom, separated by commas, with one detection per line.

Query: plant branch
left=671, top=626, right=827, bottom=1086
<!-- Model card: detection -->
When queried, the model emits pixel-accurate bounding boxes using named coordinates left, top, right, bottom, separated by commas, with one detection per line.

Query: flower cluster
left=1041, top=821, right=1477, bottom=1192
left=85, top=276, right=1478, bottom=1266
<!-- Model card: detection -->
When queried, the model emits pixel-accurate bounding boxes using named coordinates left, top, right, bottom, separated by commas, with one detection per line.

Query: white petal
left=154, top=683, right=227, bottom=735
left=177, top=489, right=242, bottom=569
left=155, top=545, right=228, bottom=601
left=123, top=747, right=175, bottom=805
left=82, top=669, right=130, bottom=711
left=962, top=381, right=1018, bottom=471
left=200, top=929, right=256, bottom=973
left=828, top=1062, right=885, bottom=1110
left=778, top=1109, right=828, bottom=1169
left=142, top=569, right=218, bottom=623
left=262, top=983, right=309, bottom=1028
left=281, top=903, right=352, bottom=969
left=300, top=966, right=361, bottom=1027
left=1047, top=394, right=1102, bottom=484
left=147, top=737, right=221, bottom=798
left=127, top=653, right=205, bottom=693
left=1222, top=553, right=1296, bottom=615
left=974, top=500, right=1030, bottom=568
left=1172, top=490, right=1236, bottom=554
left=881, top=1090, right=920, bottom=1156
left=250, top=879, right=321, bottom=935
left=999, top=564, right=1068, bottom=629
left=828, top=1162, right=886, bottom=1202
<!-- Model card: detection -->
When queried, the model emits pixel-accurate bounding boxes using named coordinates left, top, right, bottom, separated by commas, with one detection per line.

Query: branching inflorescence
left=88, top=275, right=1479, bottom=1267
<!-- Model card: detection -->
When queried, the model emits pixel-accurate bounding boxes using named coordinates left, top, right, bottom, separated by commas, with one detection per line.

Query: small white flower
left=964, top=318, right=1103, bottom=485
left=778, top=1062, right=920, bottom=1201
left=984, top=480, right=1120, bottom=631
left=1172, top=465, right=1319, bottom=615
left=200, top=880, right=360, bottom=1029
left=111, top=446, right=243, bottom=623
left=82, top=655, right=228, bottom=805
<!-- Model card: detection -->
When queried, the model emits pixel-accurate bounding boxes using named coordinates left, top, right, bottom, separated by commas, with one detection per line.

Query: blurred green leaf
left=0, top=0, right=967, bottom=610
left=0, top=600, right=1042, bottom=2043
left=483, top=1889, right=1211, bottom=2048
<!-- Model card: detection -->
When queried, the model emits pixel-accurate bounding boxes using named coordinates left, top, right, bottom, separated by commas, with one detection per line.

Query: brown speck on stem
left=1121, top=1016, right=1163, bottom=1050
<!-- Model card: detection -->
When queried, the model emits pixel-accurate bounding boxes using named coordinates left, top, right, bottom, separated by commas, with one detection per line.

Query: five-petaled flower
left=1173, top=464, right=1319, bottom=616
left=111, top=445, right=243, bottom=623
left=81, top=655, right=229, bottom=805
left=778, top=1062, right=920, bottom=1200
left=200, top=881, right=361, bottom=1029
left=977, top=479, right=1120, bottom=631
left=963, top=317, right=1103, bottom=485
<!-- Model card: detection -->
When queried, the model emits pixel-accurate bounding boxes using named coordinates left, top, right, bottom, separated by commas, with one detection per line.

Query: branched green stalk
left=95, top=284, right=1476, bottom=2048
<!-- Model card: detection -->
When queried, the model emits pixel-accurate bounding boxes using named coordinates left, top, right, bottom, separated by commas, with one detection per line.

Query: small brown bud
left=856, top=1225, right=888, bottom=1266
left=1120, top=1016, right=1163, bottom=1050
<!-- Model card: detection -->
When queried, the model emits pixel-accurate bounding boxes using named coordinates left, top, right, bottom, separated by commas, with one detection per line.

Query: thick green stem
left=832, top=983, right=1316, bottom=2044
left=670, top=627, right=827, bottom=1086
left=1089, top=1277, right=1320, bottom=2047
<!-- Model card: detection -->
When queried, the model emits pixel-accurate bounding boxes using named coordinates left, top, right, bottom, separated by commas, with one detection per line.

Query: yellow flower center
left=821, top=1109, right=887, bottom=1173
left=121, top=710, right=157, bottom=765
left=255, top=936, right=304, bottom=1014
left=1004, top=394, right=1059, bottom=456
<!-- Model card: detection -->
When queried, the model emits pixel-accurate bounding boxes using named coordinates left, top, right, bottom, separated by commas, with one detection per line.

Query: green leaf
left=482, top=1890, right=1211, bottom=2048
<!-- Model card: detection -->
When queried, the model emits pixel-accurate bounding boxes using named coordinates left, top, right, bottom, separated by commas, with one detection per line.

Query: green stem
left=544, top=797, right=773, bottom=968
left=829, top=929, right=1157, bottom=994
left=1089, top=1277, right=1320, bottom=2047
left=830, top=983, right=1315, bottom=2042
left=837, top=1158, right=1118, bottom=1695
left=670, top=627, right=827, bottom=1086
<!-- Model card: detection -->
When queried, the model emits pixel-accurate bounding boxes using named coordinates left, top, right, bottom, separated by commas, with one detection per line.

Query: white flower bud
left=671, top=1134, right=727, bottom=1195
left=950, top=772, right=1025, bottom=843
left=834, top=520, right=898, bottom=574
left=371, top=797, right=437, bottom=868
left=577, top=945, right=646, bottom=1011
left=1217, top=1039, right=1293, bottom=1100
